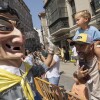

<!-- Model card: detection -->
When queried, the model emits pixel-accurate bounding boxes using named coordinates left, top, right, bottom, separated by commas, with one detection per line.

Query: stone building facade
left=43, top=0, right=69, bottom=48
left=38, top=11, right=50, bottom=49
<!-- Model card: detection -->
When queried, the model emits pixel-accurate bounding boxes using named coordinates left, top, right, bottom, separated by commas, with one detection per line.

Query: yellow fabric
left=76, top=33, right=87, bottom=42
left=0, top=63, right=34, bottom=100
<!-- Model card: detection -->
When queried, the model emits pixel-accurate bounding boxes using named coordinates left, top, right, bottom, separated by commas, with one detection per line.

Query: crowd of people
left=0, top=4, right=100, bottom=100
left=24, top=44, right=61, bottom=86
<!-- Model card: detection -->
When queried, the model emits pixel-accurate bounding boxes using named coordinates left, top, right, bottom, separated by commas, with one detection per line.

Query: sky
left=24, top=0, right=44, bottom=29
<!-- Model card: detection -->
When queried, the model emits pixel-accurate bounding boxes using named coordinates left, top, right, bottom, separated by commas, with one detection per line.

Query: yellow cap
left=75, top=33, right=93, bottom=44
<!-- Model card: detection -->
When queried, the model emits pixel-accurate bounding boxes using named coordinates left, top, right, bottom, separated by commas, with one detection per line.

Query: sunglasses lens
left=0, top=19, right=13, bottom=32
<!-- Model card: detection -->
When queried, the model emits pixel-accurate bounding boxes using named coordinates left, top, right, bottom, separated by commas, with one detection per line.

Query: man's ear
left=90, top=44, right=94, bottom=50
left=90, top=44, right=95, bottom=55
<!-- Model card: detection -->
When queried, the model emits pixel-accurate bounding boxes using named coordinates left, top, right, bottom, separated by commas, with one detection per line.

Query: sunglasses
left=0, top=16, right=21, bottom=33
left=74, top=42, right=90, bottom=46
left=0, top=16, right=14, bottom=33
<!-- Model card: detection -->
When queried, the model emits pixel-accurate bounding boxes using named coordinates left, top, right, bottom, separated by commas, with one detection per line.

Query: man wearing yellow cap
left=72, top=33, right=100, bottom=100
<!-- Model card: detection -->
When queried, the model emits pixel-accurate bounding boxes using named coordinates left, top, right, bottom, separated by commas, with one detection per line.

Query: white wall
left=36, top=29, right=44, bottom=45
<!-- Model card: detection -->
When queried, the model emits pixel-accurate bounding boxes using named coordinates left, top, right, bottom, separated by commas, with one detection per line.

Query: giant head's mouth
left=6, top=44, right=20, bottom=50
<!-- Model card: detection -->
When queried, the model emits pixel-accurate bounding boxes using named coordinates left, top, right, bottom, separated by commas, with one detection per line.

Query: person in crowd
left=71, top=46, right=78, bottom=59
left=40, top=46, right=60, bottom=85
left=71, top=45, right=78, bottom=65
left=71, top=71, right=89, bottom=100
left=25, top=49, right=29, bottom=56
left=73, top=10, right=100, bottom=41
left=62, top=46, right=66, bottom=62
left=45, top=46, right=60, bottom=85
left=72, top=33, right=100, bottom=100
left=24, top=50, right=34, bottom=66
left=40, top=44, right=48, bottom=58
left=0, top=5, right=54, bottom=100
left=56, top=46, right=61, bottom=57
left=60, top=47, right=65, bottom=62
left=33, top=51, right=38, bottom=63
left=65, top=46, right=70, bottom=62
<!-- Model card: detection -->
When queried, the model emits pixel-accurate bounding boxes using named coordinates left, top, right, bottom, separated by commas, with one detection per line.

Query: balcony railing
left=58, top=7, right=68, bottom=18
left=47, top=7, right=68, bottom=26
left=49, top=18, right=69, bottom=34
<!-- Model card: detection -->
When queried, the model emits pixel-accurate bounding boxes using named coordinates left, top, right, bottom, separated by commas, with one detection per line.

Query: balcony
left=49, top=18, right=69, bottom=36
left=47, top=7, right=68, bottom=26
left=58, top=7, right=68, bottom=18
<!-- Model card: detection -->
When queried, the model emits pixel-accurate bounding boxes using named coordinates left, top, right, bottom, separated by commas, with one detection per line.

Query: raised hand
left=77, top=65, right=89, bottom=79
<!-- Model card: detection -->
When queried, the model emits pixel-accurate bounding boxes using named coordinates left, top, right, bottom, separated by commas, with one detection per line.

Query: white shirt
left=46, top=54, right=60, bottom=78
left=24, top=54, right=33, bottom=66
left=72, top=46, right=78, bottom=56
left=0, top=63, right=25, bottom=76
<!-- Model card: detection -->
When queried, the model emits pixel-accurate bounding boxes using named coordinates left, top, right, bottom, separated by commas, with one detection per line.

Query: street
left=59, top=61, right=77, bottom=91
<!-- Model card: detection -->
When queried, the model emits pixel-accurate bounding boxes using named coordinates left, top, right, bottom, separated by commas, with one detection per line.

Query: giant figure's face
left=0, top=12, right=25, bottom=66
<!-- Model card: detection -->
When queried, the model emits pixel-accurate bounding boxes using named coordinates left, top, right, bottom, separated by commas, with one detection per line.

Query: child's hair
left=75, top=10, right=91, bottom=23
left=73, top=71, right=90, bottom=84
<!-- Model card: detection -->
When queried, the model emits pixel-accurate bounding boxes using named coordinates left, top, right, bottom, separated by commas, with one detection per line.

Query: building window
left=69, top=0, right=76, bottom=25
left=46, top=0, right=68, bottom=26
left=49, top=18, right=69, bottom=34
left=94, top=0, right=100, bottom=11
left=46, top=0, right=58, bottom=26
left=90, top=0, right=100, bottom=15
left=69, top=0, right=76, bottom=14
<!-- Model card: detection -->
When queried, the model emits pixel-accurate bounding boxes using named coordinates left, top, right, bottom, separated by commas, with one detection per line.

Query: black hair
left=70, top=42, right=75, bottom=46
left=0, top=5, right=19, bottom=19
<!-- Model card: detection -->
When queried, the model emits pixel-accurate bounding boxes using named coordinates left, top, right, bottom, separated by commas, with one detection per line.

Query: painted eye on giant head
left=0, top=17, right=14, bottom=33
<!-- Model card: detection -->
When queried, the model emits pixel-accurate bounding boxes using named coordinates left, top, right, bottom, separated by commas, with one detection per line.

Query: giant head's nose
left=0, top=26, right=25, bottom=45
left=11, top=27, right=25, bottom=45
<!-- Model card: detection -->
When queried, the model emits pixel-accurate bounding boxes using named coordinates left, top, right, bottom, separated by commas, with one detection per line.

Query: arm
left=94, top=41, right=100, bottom=71
left=98, top=62, right=100, bottom=71
left=49, top=59, right=56, bottom=68
left=40, top=54, right=56, bottom=67
left=39, top=54, right=53, bottom=67
left=42, top=54, right=53, bottom=67
left=40, top=46, right=54, bottom=67
left=84, top=87, right=89, bottom=100
left=49, top=55, right=59, bottom=68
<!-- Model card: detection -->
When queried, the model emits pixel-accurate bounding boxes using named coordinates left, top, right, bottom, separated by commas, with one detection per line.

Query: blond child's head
left=75, top=10, right=91, bottom=26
